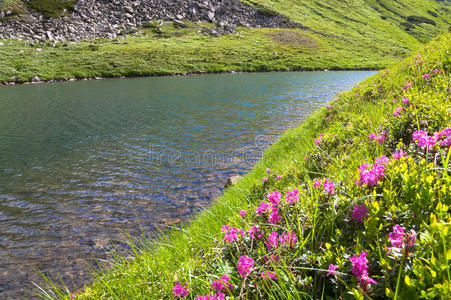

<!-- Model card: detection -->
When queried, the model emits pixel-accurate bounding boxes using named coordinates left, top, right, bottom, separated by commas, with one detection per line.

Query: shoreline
left=0, top=66, right=380, bottom=87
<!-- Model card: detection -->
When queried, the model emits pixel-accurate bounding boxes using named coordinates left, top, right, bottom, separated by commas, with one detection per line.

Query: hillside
left=51, top=33, right=450, bottom=300
left=0, top=0, right=450, bottom=83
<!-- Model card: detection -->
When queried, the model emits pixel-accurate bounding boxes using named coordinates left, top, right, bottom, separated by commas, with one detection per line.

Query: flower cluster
left=412, top=128, right=451, bottom=149
left=393, top=107, right=404, bottom=116
left=356, top=156, right=388, bottom=187
left=173, top=282, right=189, bottom=298
left=237, top=255, right=254, bottom=278
left=211, top=275, right=233, bottom=292
left=350, top=251, right=376, bottom=286
left=285, top=188, right=299, bottom=204
left=351, top=203, right=369, bottom=223
left=222, top=225, right=244, bottom=243
left=369, top=133, right=385, bottom=144
left=313, top=178, right=335, bottom=194
left=388, top=225, right=417, bottom=255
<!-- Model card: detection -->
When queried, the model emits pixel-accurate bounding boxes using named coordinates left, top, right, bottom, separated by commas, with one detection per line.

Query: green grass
left=39, top=33, right=451, bottom=299
left=0, top=0, right=450, bottom=83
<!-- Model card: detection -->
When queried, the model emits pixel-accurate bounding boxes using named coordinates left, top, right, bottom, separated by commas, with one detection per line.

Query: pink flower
left=267, top=191, right=282, bottom=207
left=313, top=179, right=322, bottom=188
left=392, top=149, right=405, bottom=160
left=221, top=225, right=230, bottom=233
left=277, top=175, right=282, bottom=180
left=211, top=275, right=233, bottom=292
left=355, top=93, right=359, bottom=97
left=388, top=225, right=417, bottom=254
left=402, top=97, right=409, bottom=104
left=279, top=231, right=297, bottom=248
left=356, top=156, right=388, bottom=187
left=434, top=127, right=451, bottom=147
left=422, top=73, right=430, bottom=80
left=350, top=251, right=376, bottom=286
left=195, top=293, right=225, bottom=300
left=393, top=107, right=404, bottom=116
left=412, top=130, right=436, bottom=148
left=314, top=138, right=322, bottom=145
left=266, top=168, right=271, bottom=173
left=265, top=232, right=278, bottom=249
left=327, top=105, right=332, bottom=110
left=351, top=204, right=368, bottom=223
left=268, top=209, right=282, bottom=224
left=285, top=188, right=299, bottom=204
left=248, top=225, right=264, bottom=239
left=262, top=177, right=268, bottom=183
left=327, top=264, right=339, bottom=277
left=323, top=178, right=335, bottom=194
left=256, top=202, right=271, bottom=215
left=261, top=271, right=277, bottom=280
left=402, top=81, right=412, bottom=90
left=237, top=255, right=254, bottom=278
left=173, top=282, right=189, bottom=297
left=369, top=133, right=385, bottom=144
left=432, top=68, right=439, bottom=74
left=223, top=227, right=243, bottom=243
left=239, top=210, right=247, bottom=218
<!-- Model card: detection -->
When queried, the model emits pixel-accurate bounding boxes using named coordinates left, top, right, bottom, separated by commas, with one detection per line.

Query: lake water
left=0, top=71, right=375, bottom=298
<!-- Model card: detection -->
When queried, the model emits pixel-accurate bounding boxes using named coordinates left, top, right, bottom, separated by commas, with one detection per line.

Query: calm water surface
left=0, top=71, right=375, bottom=298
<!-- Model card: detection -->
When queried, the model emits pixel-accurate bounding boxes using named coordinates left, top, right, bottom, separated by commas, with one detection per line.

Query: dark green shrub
left=406, top=15, right=436, bottom=26
left=400, top=21, right=415, bottom=29
left=25, top=0, right=77, bottom=18
left=257, top=6, right=279, bottom=17
left=0, top=0, right=25, bottom=16
left=427, top=10, right=438, bottom=17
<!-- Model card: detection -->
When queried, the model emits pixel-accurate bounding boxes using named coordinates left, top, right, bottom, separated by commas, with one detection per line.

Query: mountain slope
left=0, top=0, right=449, bottom=83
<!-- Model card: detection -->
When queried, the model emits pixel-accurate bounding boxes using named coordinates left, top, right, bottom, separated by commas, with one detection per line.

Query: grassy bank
left=43, top=33, right=450, bottom=299
left=0, top=0, right=450, bottom=83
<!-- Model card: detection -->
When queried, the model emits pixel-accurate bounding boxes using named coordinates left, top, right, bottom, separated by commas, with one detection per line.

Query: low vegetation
left=41, top=33, right=450, bottom=300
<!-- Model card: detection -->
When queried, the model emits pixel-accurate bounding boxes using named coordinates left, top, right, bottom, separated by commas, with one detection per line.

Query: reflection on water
left=0, top=71, right=375, bottom=298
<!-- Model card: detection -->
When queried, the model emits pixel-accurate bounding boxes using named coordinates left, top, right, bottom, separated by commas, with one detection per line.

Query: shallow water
left=0, top=71, right=375, bottom=298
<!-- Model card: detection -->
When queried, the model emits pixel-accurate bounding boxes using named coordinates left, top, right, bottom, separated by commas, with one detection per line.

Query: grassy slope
left=45, top=33, right=451, bottom=299
left=0, top=0, right=450, bottom=83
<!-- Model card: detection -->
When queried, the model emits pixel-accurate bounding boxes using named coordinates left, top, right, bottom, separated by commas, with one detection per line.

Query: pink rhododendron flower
left=256, top=202, right=271, bottom=215
left=412, top=130, right=436, bottom=148
left=211, top=275, right=233, bottom=292
left=239, top=210, right=246, bottom=218
left=268, top=209, right=282, bottom=224
left=248, top=225, right=264, bottom=240
left=323, top=179, right=335, bottom=194
left=195, top=293, right=225, bottom=300
left=422, top=73, right=430, bottom=80
left=369, top=133, right=385, bottom=144
left=237, top=255, right=254, bottom=278
left=351, top=203, right=368, bottom=223
left=267, top=191, right=282, bottom=207
left=173, top=282, right=189, bottom=297
left=221, top=225, right=230, bottom=233
left=266, top=168, right=271, bottom=173
left=262, top=177, right=268, bottom=183
left=277, top=175, right=282, bottom=180
left=434, top=127, right=451, bottom=147
left=314, top=138, right=322, bottom=145
left=313, top=179, right=322, bottom=188
left=402, top=97, right=409, bottom=104
left=286, top=188, right=299, bottom=204
left=261, top=271, right=278, bottom=280
left=402, top=81, right=412, bottom=90
left=327, top=264, right=339, bottom=277
left=350, top=251, right=376, bottom=286
left=223, top=227, right=243, bottom=243
left=279, top=231, right=297, bottom=248
left=393, top=107, right=404, bottom=116
left=265, top=232, right=278, bottom=249
left=388, top=225, right=417, bottom=254
left=356, top=156, right=388, bottom=187
left=392, top=149, right=405, bottom=160
left=355, top=93, right=359, bottom=97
